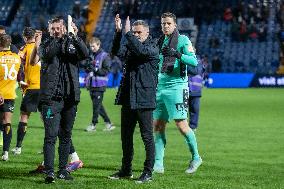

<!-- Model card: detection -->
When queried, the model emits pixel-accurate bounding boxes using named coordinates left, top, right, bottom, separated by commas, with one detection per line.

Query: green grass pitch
left=0, top=88, right=284, bottom=189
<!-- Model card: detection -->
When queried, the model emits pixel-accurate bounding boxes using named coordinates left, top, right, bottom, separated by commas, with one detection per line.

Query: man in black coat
left=108, top=14, right=159, bottom=184
left=38, top=17, right=88, bottom=183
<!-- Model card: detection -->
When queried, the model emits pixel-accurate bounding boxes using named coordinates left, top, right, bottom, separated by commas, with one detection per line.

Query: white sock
left=70, top=152, right=80, bottom=162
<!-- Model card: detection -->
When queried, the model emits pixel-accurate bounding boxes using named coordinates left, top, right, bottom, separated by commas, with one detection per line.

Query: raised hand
left=71, top=22, right=78, bottom=36
left=35, top=30, right=42, bottom=47
left=125, top=16, right=130, bottom=34
left=115, top=14, right=122, bottom=32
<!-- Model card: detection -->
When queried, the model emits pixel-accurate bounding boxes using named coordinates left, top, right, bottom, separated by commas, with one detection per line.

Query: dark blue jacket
left=188, top=59, right=205, bottom=97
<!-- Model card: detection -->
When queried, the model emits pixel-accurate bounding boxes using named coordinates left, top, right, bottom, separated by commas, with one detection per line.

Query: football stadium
left=0, top=0, right=284, bottom=188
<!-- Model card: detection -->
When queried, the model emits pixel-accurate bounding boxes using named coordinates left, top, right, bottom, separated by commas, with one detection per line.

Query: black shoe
left=108, top=170, right=133, bottom=180
left=45, top=172, right=55, bottom=184
left=29, top=164, right=46, bottom=174
left=57, top=170, right=74, bottom=181
left=135, top=172, right=152, bottom=184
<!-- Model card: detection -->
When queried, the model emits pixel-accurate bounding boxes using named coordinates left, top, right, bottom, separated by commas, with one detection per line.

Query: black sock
left=3, top=123, right=12, bottom=151
left=16, top=122, right=27, bottom=147
left=69, top=140, right=75, bottom=154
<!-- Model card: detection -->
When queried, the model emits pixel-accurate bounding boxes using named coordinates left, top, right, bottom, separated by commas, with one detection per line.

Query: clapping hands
left=115, top=14, right=131, bottom=34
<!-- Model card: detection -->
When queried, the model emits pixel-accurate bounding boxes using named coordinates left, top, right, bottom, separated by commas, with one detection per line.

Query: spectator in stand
left=260, top=3, right=269, bottom=23
left=258, top=21, right=267, bottom=42
left=232, top=1, right=245, bottom=19
left=211, top=55, right=222, bottom=73
left=231, top=18, right=240, bottom=41
left=209, top=36, right=220, bottom=48
left=247, top=4, right=256, bottom=23
left=224, top=7, right=233, bottom=23
left=239, top=19, right=248, bottom=42
left=247, top=22, right=258, bottom=41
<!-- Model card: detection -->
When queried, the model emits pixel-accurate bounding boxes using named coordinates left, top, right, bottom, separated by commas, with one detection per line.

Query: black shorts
left=20, top=89, right=40, bottom=112
left=0, top=99, right=15, bottom=113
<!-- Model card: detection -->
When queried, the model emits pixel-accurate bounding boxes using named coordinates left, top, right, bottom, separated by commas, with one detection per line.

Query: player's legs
left=120, top=106, right=137, bottom=173
left=58, top=103, right=76, bottom=173
left=167, top=86, right=200, bottom=161
left=175, top=119, right=202, bottom=174
left=100, top=103, right=115, bottom=131
left=98, top=92, right=111, bottom=123
left=29, top=139, right=83, bottom=174
left=41, top=102, right=62, bottom=175
left=153, top=119, right=167, bottom=173
left=0, top=112, right=3, bottom=147
left=137, top=108, right=155, bottom=175
left=69, top=140, right=77, bottom=160
left=14, top=112, right=30, bottom=151
left=175, top=119, right=199, bottom=159
left=14, top=89, right=40, bottom=153
left=164, top=86, right=202, bottom=173
left=153, top=88, right=169, bottom=173
left=108, top=106, right=136, bottom=180
left=66, top=139, right=83, bottom=172
left=86, top=90, right=103, bottom=131
left=2, top=112, right=13, bottom=161
left=1, top=100, right=15, bottom=161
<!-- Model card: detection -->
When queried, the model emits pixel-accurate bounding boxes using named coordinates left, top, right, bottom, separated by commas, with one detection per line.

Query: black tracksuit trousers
left=120, top=105, right=155, bottom=174
left=41, top=100, right=77, bottom=174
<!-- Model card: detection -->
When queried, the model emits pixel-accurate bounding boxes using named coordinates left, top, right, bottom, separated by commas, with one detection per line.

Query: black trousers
left=90, top=90, right=111, bottom=125
left=41, top=100, right=77, bottom=174
left=188, top=96, right=200, bottom=129
left=120, top=105, right=155, bottom=174
left=41, top=135, right=76, bottom=155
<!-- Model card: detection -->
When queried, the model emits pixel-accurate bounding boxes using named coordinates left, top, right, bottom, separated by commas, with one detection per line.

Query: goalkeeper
left=153, top=12, right=202, bottom=174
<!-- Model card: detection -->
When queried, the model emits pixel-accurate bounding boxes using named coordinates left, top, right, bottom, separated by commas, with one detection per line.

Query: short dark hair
left=23, top=27, right=36, bottom=40
left=133, top=20, right=149, bottom=29
left=49, top=16, right=66, bottom=25
left=0, top=34, right=11, bottom=48
left=161, top=12, right=177, bottom=23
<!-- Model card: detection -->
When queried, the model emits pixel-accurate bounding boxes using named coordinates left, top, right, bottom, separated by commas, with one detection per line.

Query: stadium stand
left=1, top=0, right=283, bottom=74
left=92, top=0, right=281, bottom=74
